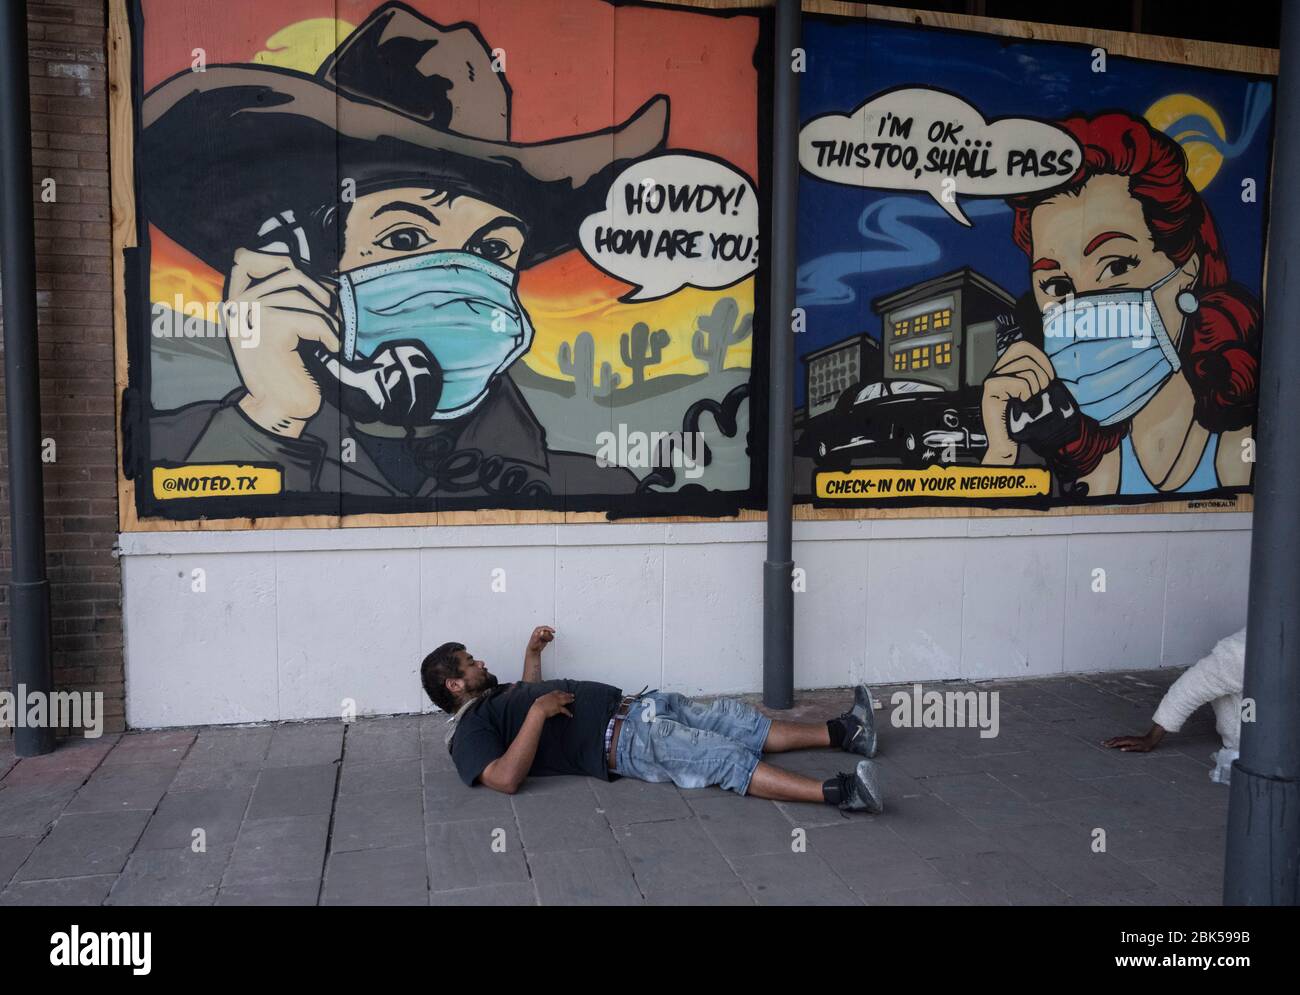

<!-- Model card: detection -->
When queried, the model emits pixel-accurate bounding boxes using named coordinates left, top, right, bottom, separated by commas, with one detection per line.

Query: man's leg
left=614, top=704, right=882, bottom=812
left=763, top=719, right=831, bottom=752
left=649, top=689, right=876, bottom=757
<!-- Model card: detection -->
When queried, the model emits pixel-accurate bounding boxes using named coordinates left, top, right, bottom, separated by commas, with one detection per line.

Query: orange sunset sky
left=141, top=0, right=759, bottom=382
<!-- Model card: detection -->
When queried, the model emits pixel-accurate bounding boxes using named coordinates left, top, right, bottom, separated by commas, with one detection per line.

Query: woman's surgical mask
left=338, top=250, right=534, bottom=421
left=1041, top=265, right=1190, bottom=426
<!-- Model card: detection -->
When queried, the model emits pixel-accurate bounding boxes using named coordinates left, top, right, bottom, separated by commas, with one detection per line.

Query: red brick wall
left=0, top=0, right=123, bottom=735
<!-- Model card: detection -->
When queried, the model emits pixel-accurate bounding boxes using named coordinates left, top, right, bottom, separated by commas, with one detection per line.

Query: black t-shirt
left=450, top=679, right=623, bottom=787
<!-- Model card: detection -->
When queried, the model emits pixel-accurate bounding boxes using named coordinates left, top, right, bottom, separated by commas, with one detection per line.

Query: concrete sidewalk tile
left=4, top=738, right=116, bottom=781
left=136, top=786, right=253, bottom=852
left=107, top=846, right=232, bottom=906
left=183, top=726, right=273, bottom=767
left=646, top=882, right=755, bottom=905
left=808, top=822, right=947, bottom=899
left=1004, top=821, right=1160, bottom=900
left=103, top=731, right=195, bottom=767
left=424, top=770, right=514, bottom=823
left=15, top=809, right=151, bottom=881
left=0, top=874, right=118, bottom=906
left=874, top=884, right=969, bottom=905
left=217, top=878, right=322, bottom=906
left=589, top=775, right=691, bottom=827
left=0, top=786, right=77, bottom=837
left=223, top=815, right=330, bottom=886
left=530, top=847, right=643, bottom=906
left=339, top=758, right=422, bottom=797
left=322, top=844, right=428, bottom=906
left=511, top=780, right=615, bottom=853
left=246, top=764, right=338, bottom=819
left=928, top=850, right=1072, bottom=905
left=0, top=836, right=41, bottom=888
left=343, top=716, right=422, bottom=762
left=1127, top=852, right=1225, bottom=901
left=64, top=763, right=178, bottom=814
left=615, top=817, right=738, bottom=897
left=731, top=852, right=861, bottom=906
left=330, top=789, right=425, bottom=852
left=426, top=818, right=530, bottom=891
left=688, top=794, right=800, bottom=858
left=924, top=771, right=1048, bottom=830
left=169, top=763, right=261, bottom=793
left=265, top=722, right=344, bottom=768
left=879, top=793, right=1003, bottom=859
left=430, top=883, right=538, bottom=906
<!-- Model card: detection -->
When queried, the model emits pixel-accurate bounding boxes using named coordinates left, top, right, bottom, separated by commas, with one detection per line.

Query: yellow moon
left=1144, top=94, right=1227, bottom=191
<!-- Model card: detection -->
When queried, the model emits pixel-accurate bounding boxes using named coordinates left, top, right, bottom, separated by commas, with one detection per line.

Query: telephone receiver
left=1006, top=380, right=1080, bottom=451
left=254, top=228, right=445, bottom=427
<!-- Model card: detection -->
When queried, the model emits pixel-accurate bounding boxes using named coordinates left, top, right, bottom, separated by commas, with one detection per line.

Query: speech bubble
left=799, top=86, right=1083, bottom=226
left=579, top=153, right=759, bottom=302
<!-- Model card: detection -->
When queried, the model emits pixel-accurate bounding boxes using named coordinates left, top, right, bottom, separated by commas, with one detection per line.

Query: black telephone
left=255, top=222, right=445, bottom=428
left=1000, top=292, right=1081, bottom=452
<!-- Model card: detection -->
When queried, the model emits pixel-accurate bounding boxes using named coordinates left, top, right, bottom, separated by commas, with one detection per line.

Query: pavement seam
left=315, top=723, right=348, bottom=907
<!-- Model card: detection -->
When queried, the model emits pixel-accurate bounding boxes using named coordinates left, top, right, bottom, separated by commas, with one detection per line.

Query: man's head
left=421, top=641, right=498, bottom=713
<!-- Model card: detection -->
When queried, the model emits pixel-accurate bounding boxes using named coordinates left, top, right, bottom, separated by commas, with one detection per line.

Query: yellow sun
left=252, top=18, right=356, bottom=73
left=1144, top=94, right=1227, bottom=191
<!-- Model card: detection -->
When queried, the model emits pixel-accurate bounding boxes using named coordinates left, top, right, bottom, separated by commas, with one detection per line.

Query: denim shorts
left=612, top=691, right=773, bottom=796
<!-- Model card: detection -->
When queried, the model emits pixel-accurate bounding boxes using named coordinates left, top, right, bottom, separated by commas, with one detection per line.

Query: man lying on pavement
left=421, top=625, right=884, bottom=813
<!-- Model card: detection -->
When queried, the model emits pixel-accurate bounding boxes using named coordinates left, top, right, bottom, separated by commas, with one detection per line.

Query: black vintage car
left=798, top=379, right=988, bottom=470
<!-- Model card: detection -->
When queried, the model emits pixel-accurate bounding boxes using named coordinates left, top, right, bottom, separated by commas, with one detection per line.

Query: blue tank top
left=1118, top=431, right=1220, bottom=495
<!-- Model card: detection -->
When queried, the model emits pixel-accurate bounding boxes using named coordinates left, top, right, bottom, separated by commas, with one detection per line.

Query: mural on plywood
left=122, top=0, right=766, bottom=521
left=795, top=15, right=1273, bottom=510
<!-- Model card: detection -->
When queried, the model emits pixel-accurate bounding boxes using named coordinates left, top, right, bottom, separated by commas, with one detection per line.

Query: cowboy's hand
left=224, top=247, right=342, bottom=438
left=526, top=626, right=556, bottom=655
left=980, top=340, right=1056, bottom=465
left=530, top=690, right=574, bottom=719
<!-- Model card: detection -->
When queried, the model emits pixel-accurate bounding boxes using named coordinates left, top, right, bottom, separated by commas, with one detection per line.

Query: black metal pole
left=1222, top=2, right=1300, bottom=906
left=763, top=0, right=800, bottom=710
left=0, top=0, right=54, bottom=758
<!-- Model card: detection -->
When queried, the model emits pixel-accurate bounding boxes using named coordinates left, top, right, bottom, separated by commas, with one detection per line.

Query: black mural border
left=791, top=9, right=1274, bottom=513
left=120, top=0, right=773, bottom=524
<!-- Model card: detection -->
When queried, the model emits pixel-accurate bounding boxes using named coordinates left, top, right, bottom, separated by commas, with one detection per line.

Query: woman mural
left=980, top=111, right=1261, bottom=497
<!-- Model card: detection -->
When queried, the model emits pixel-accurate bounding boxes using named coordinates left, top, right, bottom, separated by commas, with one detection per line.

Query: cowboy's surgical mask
left=338, top=250, right=535, bottom=420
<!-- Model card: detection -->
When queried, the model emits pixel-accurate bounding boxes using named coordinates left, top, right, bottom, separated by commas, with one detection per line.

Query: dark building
left=802, top=333, right=883, bottom=419
left=874, top=267, right=1015, bottom=394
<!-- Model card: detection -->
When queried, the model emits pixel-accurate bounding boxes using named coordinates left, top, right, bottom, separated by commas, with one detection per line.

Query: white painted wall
left=117, top=512, right=1252, bottom=728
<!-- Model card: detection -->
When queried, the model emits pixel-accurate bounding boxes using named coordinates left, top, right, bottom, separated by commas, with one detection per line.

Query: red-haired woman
left=981, top=111, right=1260, bottom=496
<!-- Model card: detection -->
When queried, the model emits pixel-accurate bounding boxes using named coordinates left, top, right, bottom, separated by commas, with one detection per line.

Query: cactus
left=692, top=297, right=753, bottom=375
left=619, top=322, right=670, bottom=386
left=558, top=331, right=621, bottom=401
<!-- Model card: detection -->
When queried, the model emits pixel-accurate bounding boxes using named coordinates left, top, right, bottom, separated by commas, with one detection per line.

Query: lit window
left=935, top=342, right=952, bottom=366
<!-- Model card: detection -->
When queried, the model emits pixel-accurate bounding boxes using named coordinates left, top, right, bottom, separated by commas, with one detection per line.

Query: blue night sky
left=795, top=16, right=1274, bottom=408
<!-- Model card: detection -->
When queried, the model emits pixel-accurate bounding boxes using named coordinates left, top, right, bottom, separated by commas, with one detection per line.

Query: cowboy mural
left=141, top=3, right=672, bottom=500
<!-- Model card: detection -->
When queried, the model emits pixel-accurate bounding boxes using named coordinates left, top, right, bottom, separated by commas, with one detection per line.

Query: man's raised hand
left=526, top=626, right=556, bottom=655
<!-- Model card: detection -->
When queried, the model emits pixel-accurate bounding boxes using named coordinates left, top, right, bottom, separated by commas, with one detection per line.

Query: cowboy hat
left=138, top=1, right=669, bottom=271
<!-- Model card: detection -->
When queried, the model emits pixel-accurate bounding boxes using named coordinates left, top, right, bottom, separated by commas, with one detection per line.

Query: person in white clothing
left=1103, top=627, right=1247, bottom=783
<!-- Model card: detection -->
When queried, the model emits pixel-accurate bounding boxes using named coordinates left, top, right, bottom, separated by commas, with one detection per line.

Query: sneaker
left=838, top=760, right=885, bottom=814
left=839, top=684, right=878, bottom=758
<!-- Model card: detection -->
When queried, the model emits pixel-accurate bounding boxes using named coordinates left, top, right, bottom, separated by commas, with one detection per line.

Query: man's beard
left=471, top=672, right=500, bottom=696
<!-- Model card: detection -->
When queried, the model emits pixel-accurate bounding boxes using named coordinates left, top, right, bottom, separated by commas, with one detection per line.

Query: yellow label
left=152, top=464, right=283, bottom=499
left=815, top=465, right=1052, bottom=500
